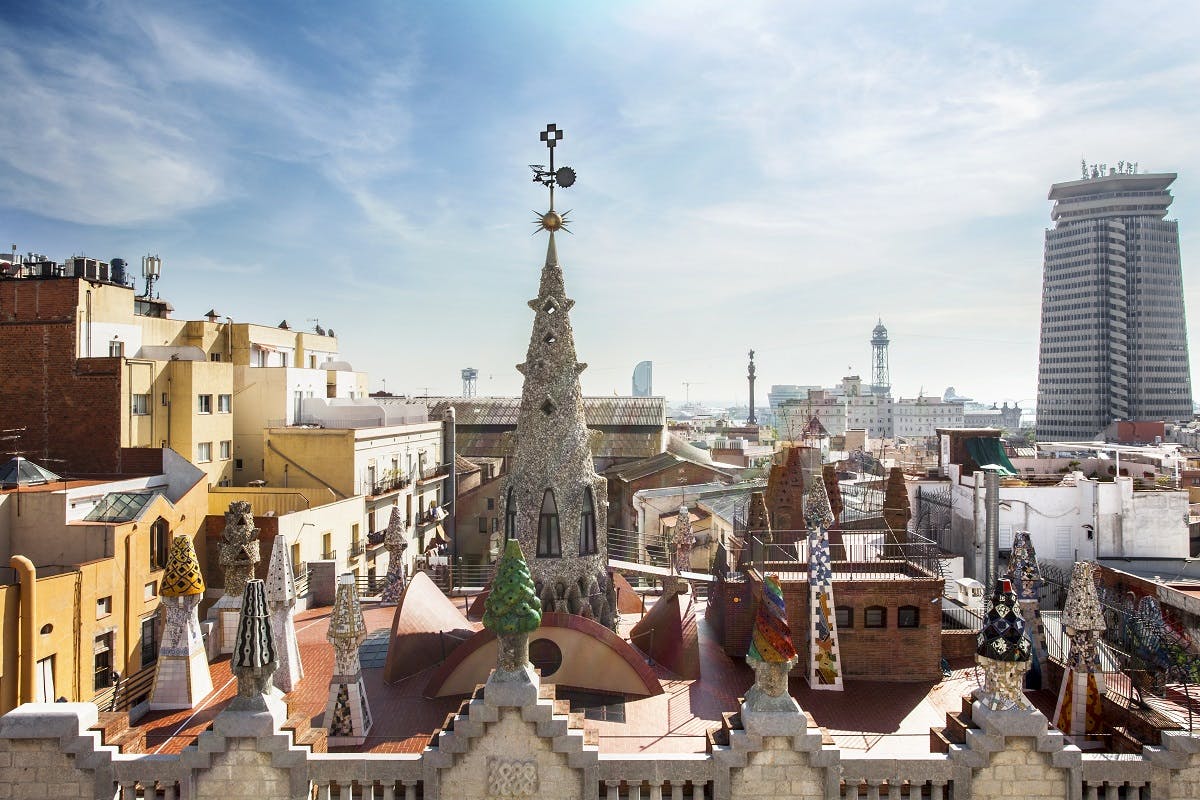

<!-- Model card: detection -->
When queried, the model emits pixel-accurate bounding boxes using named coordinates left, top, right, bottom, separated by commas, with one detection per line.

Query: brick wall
left=0, top=315, right=124, bottom=473
left=712, top=573, right=943, bottom=681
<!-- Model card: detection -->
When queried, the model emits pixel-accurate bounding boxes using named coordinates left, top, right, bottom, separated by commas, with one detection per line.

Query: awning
left=965, top=437, right=1018, bottom=476
left=254, top=343, right=279, bottom=353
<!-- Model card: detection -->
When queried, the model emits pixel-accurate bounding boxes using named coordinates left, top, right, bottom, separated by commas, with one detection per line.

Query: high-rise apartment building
left=1036, top=170, right=1192, bottom=440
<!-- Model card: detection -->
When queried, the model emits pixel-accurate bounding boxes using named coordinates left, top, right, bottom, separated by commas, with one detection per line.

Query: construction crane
left=682, top=381, right=706, bottom=404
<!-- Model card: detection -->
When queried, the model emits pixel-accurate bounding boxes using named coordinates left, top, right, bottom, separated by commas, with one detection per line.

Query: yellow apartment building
left=0, top=449, right=208, bottom=714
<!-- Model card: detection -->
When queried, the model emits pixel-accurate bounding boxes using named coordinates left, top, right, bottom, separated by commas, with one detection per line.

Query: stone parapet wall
left=1, top=698, right=1199, bottom=799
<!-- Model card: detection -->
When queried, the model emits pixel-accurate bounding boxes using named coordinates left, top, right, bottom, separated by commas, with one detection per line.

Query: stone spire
left=498, top=232, right=615, bottom=628
left=1053, top=561, right=1107, bottom=737
left=672, top=504, right=695, bottom=577
left=1005, top=531, right=1049, bottom=688
left=380, top=506, right=408, bottom=605
left=803, top=476, right=843, bottom=691
left=149, top=534, right=214, bottom=710
left=212, top=500, right=261, bottom=654
left=229, top=579, right=277, bottom=712
left=324, top=574, right=372, bottom=745
left=765, top=447, right=805, bottom=539
left=265, top=535, right=303, bottom=693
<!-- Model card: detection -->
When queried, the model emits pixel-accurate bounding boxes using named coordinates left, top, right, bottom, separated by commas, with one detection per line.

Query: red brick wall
left=713, top=573, right=944, bottom=681
left=0, top=308, right=124, bottom=473
left=941, top=629, right=978, bottom=660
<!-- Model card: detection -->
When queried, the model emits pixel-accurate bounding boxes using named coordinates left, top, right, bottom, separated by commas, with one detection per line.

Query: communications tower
left=870, top=319, right=890, bottom=395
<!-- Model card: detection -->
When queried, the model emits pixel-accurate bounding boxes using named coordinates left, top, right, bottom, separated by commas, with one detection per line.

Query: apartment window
left=579, top=488, right=598, bottom=555
left=196, top=442, right=213, bottom=462
left=835, top=606, right=853, bottom=629
left=898, top=605, right=920, bottom=629
left=309, top=354, right=317, bottom=368
left=94, top=632, right=114, bottom=691
left=150, top=517, right=170, bottom=570
left=197, top=394, right=213, bottom=414
left=131, top=394, right=150, bottom=415
left=478, top=516, right=488, bottom=534
left=322, top=532, right=333, bottom=560
left=96, top=596, right=112, bottom=619
left=217, top=394, right=232, bottom=413
left=234, top=458, right=244, bottom=471
left=293, top=390, right=303, bottom=422
left=864, top=606, right=886, bottom=628
left=219, top=440, right=232, bottom=460
left=161, top=392, right=169, bottom=406
left=537, top=489, right=561, bottom=557
left=486, top=497, right=495, bottom=511
left=108, top=340, right=124, bottom=358
left=141, top=615, right=159, bottom=668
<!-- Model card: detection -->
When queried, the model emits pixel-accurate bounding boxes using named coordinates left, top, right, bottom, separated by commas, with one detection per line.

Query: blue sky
left=2, top=1, right=1198, bottom=408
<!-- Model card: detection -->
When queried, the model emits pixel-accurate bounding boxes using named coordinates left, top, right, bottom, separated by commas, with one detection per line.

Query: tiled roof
left=428, top=397, right=665, bottom=428
left=602, top=451, right=733, bottom=483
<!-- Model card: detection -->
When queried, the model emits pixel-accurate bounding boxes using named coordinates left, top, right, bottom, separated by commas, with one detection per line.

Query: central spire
left=500, top=126, right=616, bottom=629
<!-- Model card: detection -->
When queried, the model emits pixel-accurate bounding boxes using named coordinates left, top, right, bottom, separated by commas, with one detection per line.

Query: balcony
left=321, top=548, right=337, bottom=561
left=368, top=473, right=412, bottom=497
left=349, top=541, right=365, bottom=559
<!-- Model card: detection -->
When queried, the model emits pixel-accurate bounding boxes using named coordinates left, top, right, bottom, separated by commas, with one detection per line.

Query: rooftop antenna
left=307, top=317, right=326, bottom=336
left=141, top=254, right=162, bottom=299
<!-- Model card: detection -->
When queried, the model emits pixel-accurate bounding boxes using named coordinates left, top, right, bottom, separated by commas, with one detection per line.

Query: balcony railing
left=321, top=549, right=337, bottom=561
left=349, top=541, right=365, bottom=559
left=368, top=474, right=412, bottom=496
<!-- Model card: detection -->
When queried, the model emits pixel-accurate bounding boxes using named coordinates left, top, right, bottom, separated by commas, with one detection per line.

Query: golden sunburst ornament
left=532, top=208, right=571, bottom=233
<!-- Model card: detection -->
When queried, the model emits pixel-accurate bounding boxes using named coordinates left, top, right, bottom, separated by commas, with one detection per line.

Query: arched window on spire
left=505, top=487, right=517, bottom=541
left=537, top=489, right=561, bottom=557
left=579, top=488, right=597, bottom=555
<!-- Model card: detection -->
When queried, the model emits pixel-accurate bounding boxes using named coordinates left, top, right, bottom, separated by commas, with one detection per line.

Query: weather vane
left=530, top=123, right=576, bottom=234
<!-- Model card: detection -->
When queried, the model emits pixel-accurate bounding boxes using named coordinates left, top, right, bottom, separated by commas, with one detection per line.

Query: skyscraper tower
left=870, top=319, right=890, bottom=395
left=632, top=360, right=653, bottom=396
left=747, top=349, right=757, bottom=424
left=498, top=125, right=616, bottom=629
left=1036, top=167, right=1192, bottom=440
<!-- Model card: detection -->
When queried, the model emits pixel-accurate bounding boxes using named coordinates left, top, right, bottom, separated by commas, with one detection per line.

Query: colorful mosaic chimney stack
left=324, top=574, right=372, bottom=746
left=148, top=534, right=214, bottom=710
left=265, top=535, right=304, bottom=693
left=803, top=477, right=843, bottom=690
left=380, top=505, right=409, bottom=606
left=976, top=578, right=1033, bottom=710
left=672, top=504, right=695, bottom=577
left=1053, top=561, right=1107, bottom=738
left=212, top=501, right=261, bottom=654
left=229, top=579, right=277, bottom=712
left=483, top=539, right=543, bottom=705
left=743, top=574, right=801, bottom=724
left=1005, top=531, right=1049, bottom=689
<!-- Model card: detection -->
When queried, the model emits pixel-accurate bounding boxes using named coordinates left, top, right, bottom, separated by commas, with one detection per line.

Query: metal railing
left=91, top=665, right=156, bottom=712
left=737, top=529, right=946, bottom=581
left=322, top=549, right=337, bottom=561
left=349, top=541, right=365, bottom=558
left=294, top=564, right=310, bottom=598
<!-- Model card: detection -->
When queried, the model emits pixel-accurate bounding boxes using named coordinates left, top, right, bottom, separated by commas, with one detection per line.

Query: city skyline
left=2, top=2, right=1199, bottom=406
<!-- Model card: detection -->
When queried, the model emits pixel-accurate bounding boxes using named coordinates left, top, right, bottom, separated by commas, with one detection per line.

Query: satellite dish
left=554, top=166, right=576, bottom=188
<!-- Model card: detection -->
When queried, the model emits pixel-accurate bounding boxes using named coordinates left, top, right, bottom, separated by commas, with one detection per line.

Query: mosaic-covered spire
left=498, top=231, right=614, bottom=626
left=220, top=500, right=261, bottom=599
left=149, top=534, right=213, bottom=710
left=802, top=472, right=834, bottom=530
left=323, top=574, right=373, bottom=744
left=977, top=579, right=1030, bottom=663
left=265, top=535, right=303, bottom=693
left=672, top=504, right=695, bottom=576
left=327, top=573, right=368, bottom=677
left=748, top=575, right=797, bottom=664
left=1005, top=531, right=1044, bottom=601
left=160, top=533, right=205, bottom=597
left=230, top=579, right=277, bottom=709
left=1053, top=561, right=1107, bottom=736
left=380, top=505, right=409, bottom=605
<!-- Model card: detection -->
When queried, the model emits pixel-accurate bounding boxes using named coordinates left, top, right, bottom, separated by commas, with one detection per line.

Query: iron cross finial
left=540, top=124, right=564, bottom=149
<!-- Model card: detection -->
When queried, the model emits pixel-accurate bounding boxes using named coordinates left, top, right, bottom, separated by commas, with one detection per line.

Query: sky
left=2, top=1, right=1199, bottom=409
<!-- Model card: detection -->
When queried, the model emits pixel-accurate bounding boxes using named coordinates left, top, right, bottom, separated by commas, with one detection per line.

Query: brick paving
left=130, top=593, right=978, bottom=756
